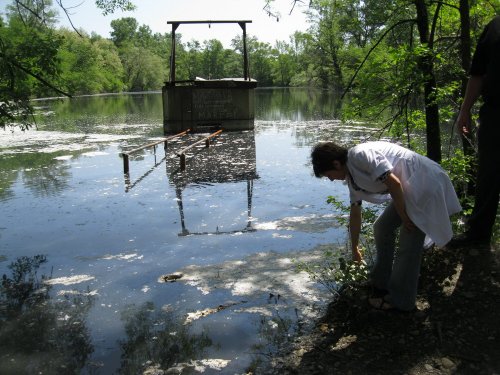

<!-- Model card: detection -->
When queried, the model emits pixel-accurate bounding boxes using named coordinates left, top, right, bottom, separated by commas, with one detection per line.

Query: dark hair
left=311, top=142, right=348, bottom=178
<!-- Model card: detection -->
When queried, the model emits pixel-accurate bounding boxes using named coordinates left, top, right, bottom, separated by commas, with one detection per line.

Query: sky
left=0, top=0, right=312, bottom=46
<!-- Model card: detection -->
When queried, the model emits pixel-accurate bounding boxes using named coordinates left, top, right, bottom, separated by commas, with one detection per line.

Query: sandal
left=368, top=297, right=416, bottom=313
left=368, top=296, right=396, bottom=311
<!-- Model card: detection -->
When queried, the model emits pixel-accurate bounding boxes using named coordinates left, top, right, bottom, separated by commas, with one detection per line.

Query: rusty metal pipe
left=120, top=129, right=190, bottom=174
left=176, top=129, right=223, bottom=171
left=175, top=129, right=222, bottom=157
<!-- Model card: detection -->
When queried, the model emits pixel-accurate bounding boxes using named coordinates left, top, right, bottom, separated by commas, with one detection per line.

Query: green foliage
left=44, top=29, right=128, bottom=95
left=1, top=0, right=498, bottom=139
left=441, top=149, right=475, bottom=187
left=326, top=195, right=378, bottom=256
left=200, top=39, right=227, bottom=79
left=5, top=0, right=58, bottom=28
left=441, top=149, right=476, bottom=215
left=295, top=248, right=369, bottom=296
left=120, top=45, right=166, bottom=91
left=110, top=17, right=138, bottom=46
left=95, top=0, right=136, bottom=16
left=0, top=0, right=138, bottom=129
left=0, top=4, right=64, bottom=129
left=295, top=196, right=379, bottom=296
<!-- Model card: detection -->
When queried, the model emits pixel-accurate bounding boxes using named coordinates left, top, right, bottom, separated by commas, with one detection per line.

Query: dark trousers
left=467, top=103, right=500, bottom=239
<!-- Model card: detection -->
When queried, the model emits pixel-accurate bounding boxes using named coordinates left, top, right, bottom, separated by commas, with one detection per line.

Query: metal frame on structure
left=167, top=20, right=252, bottom=82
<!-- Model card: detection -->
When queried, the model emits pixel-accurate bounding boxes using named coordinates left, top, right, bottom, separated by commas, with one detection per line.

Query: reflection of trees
left=22, top=163, right=71, bottom=198
left=35, top=94, right=164, bottom=135
left=0, top=169, right=16, bottom=202
left=257, top=311, right=299, bottom=353
left=0, top=152, right=71, bottom=199
left=248, top=298, right=303, bottom=372
left=255, top=88, right=342, bottom=123
left=119, top=302, right=212, bottom=374
left=0, top=255, right=94, bottom=374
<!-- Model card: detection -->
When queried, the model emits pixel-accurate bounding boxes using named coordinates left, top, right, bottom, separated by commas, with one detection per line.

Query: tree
left=5, top=0, right=58, bottom=28
left=110, top=17, right=138, bottom=47
left=326, top=0, right=497, bottom=163
left=232, top=36, right=274, bottom=85
left=288, top=31, right=319, bottom=86
left=57, top=29, right=125, bottom=94
left=271, top=41, right=296, bottom=86
left=413, top=0, right=442, bottom=161
left=179, top=41, right=202, bottom=80
left=0, top=3, right=64, bottom=129
left=120, top=45, right=165, bottom=91
left=92, top=36, right=126, bottom=92
left=0, top=0, right=137, bottom=130
left=94, top=0, right=135, bottom=15
left=200, top=39, right=226, bottom=79
left=307, top=0, right=345, bottom=90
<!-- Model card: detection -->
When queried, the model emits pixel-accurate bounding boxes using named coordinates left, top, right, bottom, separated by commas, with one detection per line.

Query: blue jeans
left=371, top=202, right=425, bottom=311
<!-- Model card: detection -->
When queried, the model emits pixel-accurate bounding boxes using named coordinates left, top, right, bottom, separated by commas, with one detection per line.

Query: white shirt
left=346, top=141, right=462, bottom=247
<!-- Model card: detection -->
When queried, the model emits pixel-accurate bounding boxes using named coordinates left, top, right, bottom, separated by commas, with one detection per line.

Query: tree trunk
left=459, top=0, right=472, bottom=91
left=414, top=0, right=441, bottom=162
left=459, top=0, right=477, bottom=196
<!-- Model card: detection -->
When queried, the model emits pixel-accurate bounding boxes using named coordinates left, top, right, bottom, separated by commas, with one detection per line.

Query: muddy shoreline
left=264, top=243, right=500, bottom=374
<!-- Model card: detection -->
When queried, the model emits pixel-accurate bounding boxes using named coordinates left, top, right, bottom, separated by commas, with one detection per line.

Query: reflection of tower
left=166, top=131, right=258, bottom=236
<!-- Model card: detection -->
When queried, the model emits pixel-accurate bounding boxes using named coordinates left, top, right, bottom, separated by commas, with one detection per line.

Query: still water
left=0, top=89, right=377, bottom=374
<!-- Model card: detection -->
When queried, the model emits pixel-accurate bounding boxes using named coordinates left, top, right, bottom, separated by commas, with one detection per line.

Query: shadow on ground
left=267, top=241, right=500, bottom=374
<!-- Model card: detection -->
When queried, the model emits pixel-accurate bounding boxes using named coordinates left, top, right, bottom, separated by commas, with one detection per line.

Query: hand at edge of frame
left=352, top=247, right=363, bottom=263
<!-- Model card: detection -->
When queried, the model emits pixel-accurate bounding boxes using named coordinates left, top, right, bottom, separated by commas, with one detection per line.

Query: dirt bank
left=265, top=242, right=500, bottom=374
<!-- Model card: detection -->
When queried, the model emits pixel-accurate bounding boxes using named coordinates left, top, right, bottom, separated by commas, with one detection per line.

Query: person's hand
left=352, top=246, right=363, bottom=263
left=402, top=215, right=416, bottom=231
left=403, top=220, right=416, bottom=231
left=455, top=109, right=472, bottom=136
left=398, top=209, right=416, bottom=231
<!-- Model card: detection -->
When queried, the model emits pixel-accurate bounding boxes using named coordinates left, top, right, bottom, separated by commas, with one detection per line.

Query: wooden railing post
left=122, top=153, right=129, bottom=174
left=180, top=154, right=186, bottom=170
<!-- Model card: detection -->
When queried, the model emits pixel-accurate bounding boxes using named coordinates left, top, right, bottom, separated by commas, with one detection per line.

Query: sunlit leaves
left=0, top=7, right=64, bottom=129
left=94, top=0, right=136, bottom=16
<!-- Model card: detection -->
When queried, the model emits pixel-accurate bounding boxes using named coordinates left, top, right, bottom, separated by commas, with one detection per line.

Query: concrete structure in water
left=162, top=21, right=257, bottom=133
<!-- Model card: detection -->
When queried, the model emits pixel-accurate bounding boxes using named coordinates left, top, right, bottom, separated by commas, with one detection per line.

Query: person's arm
left=455, top=75, right=483, bottom=135
left=384, top=172, right=415, bottom=231
left=349, top=203, right=363, bottom=262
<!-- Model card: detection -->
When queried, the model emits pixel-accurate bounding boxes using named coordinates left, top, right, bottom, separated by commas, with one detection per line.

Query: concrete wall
left=162, top=80, right=256, bottom=133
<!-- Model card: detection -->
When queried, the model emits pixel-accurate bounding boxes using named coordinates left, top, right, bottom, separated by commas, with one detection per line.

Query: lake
left=0, top=89, right=378, bottom=374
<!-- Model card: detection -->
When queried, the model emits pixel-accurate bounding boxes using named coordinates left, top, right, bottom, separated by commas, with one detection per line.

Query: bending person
left=311, top=141, right=461, bottom=311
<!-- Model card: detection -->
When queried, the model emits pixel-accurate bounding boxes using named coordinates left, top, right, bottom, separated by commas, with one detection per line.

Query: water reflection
left=34, top=93, right=164, bottom=136
left=165, top=131, right=258, bottom=236
left=123, top=150, right=167, bottom=192
left=255, top=88, right=343, bottom=122
left=0, top=255, right=94, bottom=374
left=121, top=130, right=259, bottom=235
left=0, top=152, right=71, bottom=200
left=0, top=89, right=369, bottom=374
left=248, top=297, right=303, bottom=372
left=119, top=302, right=213, bottom=374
